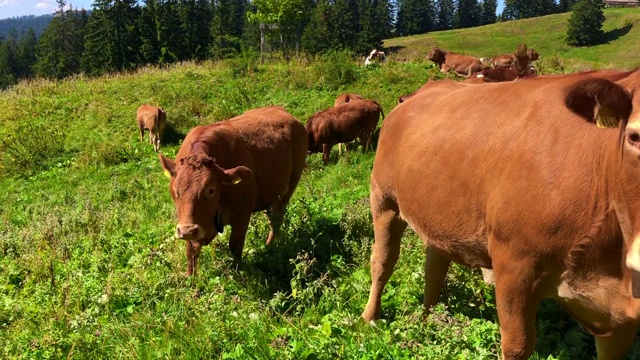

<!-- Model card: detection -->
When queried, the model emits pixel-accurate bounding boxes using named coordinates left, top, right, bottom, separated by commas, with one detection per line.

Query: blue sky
left=1, top=0, right=506, bottom=20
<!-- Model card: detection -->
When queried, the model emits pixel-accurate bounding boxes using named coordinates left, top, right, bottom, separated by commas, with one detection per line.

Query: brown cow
left=158, top=106, right=308, bottom=275
left=427, top=47, right=488, bottom=77
left=363, top=70, right=640, bottom=359
left=306, top=99, right=384, bottom=164
left=137, top=104, right=167, bottom=152
left=493, top=48, right=540, bottom=68
left=468, top=44, right=536, bottom=83
left=334, top=93, right=364, bottom=107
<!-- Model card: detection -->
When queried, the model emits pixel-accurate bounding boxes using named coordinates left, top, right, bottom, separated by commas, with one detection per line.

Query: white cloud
left=0, top=0, right=19, bottom=8
left=36, top=2, right=48, bottom=9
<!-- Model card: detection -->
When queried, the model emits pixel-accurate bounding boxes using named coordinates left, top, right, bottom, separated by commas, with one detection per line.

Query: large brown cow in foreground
left=427, top=47, right=488, bottom=76
left=363, top=70, right=640, bottom=359
left=137, top=104, right=167, bottom=152
left=306, top=99, right=384, bottom=164
left=159, top=106, right=308, bottom=275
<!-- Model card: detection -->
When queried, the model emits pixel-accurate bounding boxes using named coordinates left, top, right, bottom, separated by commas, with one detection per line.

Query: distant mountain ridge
left=0, top=14, right=54, bottom=39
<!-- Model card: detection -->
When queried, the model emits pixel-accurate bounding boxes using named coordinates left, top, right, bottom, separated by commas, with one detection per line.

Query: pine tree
left=356, top=0, right=393, bottom=54
left=455, top=0, right=481, bottom=29
left=15, top=28, right=37, bottom=78
left=34, top=1, right=87, bottom=79
left=301, top=0, right=336, bottom=54
left=436, top=0, right=455, bottom=30
left=558, top=0, right=578, bottom=12
left=396, top=0, right=435, bottom=36
left=82, top=0, right=140, bottom=75
left=566, top=0, right=605, bottom=46
left=0, top=35, right=17, bottom=88
left=210, top=0, right=247, bottom=59
left=139, top=0, right=161, bottom=65
left=480, top=0, right=497, bottom=25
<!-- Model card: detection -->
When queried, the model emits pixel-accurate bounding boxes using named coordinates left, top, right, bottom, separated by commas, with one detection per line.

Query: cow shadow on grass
left=161, top=122, right=186, bottom=146
left=600, top=23, right=633, bottom=44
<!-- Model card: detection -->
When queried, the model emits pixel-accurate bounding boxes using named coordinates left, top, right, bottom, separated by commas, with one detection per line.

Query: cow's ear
left=564, top=78, right=632, bottom=128
left=159, top=153, right=176, bottom=178
left=220, top=166, right=253, bottom=186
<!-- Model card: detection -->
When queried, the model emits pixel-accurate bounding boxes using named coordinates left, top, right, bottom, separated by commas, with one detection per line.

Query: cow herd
left=139, top=53, right=640, bottom=359
left=427, top=43, right=539, bottom=83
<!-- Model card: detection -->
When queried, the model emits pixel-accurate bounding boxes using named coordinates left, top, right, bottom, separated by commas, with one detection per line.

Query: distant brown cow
left=334, top=93, right=364, bottom=107
left=468, top=44, right=536, bottom=83
left=137, top=104, right=167, bottom=152
left=493, top=48, right=540, bottom=68
left=306, top=99, right=384, bottom=164
left=427, top=47, right=488, bottom=76
left=159, top=106, right=308, bottom=275
left=363, top=70, right=640, bottom=359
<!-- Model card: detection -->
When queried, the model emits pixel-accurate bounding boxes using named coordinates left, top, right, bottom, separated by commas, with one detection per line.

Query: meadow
left=2, top=9, right=640, bottom=359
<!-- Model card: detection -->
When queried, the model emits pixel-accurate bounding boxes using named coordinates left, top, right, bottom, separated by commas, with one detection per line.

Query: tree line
left=1, top=0, right=584, bottom=89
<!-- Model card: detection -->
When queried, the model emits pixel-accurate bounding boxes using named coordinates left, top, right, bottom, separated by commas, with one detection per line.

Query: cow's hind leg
left=423, top=247, right=451, bottom=315
left=595, top=322, right=637, bottom=360
left=492, top=250, right=542, bottom=360
left=362, top=182, right=407, bottom=321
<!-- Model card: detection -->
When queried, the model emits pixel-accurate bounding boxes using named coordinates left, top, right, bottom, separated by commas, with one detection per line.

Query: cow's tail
left=372, top=100, right=385, bottom=120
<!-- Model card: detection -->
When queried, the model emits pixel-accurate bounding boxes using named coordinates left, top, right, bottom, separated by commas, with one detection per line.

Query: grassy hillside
left=1, top=52, right=639, bottom=358
left=385, top=8, right=640, bottom=71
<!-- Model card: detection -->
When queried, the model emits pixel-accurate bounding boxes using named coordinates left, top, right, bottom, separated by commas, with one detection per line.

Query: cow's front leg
left=322, top=143, right=334, bottom=165
left=185, top=240, right=202, bottom=276
left=595, top=322, right=637, bottom=360
left=228, top=213, right=251, bottom=260
left=492, top=251, right=542, bottom=360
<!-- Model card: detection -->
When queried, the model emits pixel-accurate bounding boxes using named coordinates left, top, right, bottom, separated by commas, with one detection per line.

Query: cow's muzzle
left=175, top=224, right=204, bottom=241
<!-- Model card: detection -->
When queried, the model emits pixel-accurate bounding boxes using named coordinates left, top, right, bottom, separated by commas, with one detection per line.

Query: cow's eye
left=206, top=187, right=215, bottom=198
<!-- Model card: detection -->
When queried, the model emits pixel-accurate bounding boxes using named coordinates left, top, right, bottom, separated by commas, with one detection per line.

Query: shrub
left=1, top=125, right=68, bottom=177
left=566, top=0, right=605, bottom=47
left=312, top=50, right=360, bottom=91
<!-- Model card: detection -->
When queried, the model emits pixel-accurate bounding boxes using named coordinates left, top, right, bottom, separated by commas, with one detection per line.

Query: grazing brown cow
left=493, top=48, right=540, bottom=68
left=334, top=93, right=364, bottom=107
left=427, top=47, right=488, bottom=76
left=306, top=99, right=384, bottom=164
left=137, top=104, right=167, bottom=152
left=159, top=106, right=308, bottom=275
left=363, top=70, right=640, bottom=359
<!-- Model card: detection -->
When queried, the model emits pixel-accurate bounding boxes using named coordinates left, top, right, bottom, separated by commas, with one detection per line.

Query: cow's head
left=427, top=48, right=445, bottom=64
left=565, top=76, right=640, bottom=288
left=159, top=152, right=252, bottom=242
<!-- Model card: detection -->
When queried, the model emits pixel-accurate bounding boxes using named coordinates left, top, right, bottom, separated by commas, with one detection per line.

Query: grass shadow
left=385, top=45, right=406, bottom=55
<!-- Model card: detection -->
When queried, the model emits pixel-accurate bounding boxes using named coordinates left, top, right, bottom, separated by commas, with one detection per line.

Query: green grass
left=1, top=46, right=639, bottom=358
left=385, top=8, right=640, bottom=71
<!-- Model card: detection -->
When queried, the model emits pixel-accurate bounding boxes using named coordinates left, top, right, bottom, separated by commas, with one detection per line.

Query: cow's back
left=374, top=75, right=621, bottom=269
left=178, top=106, right=307, bottom=211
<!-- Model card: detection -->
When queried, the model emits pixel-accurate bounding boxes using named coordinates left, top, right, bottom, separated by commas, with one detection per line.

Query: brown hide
left=137, top=104, right=167, bottom=152
left=364, top=70, right=640, bottom=359
left=158, top=106, right=308, bottom=275
left=493, top=49, right=540, bottom=68
left=469, top=45, right=536, bottom=83
left=334, top=93, right=364, bottom=107
left=306, top=99, right=384, bottom=164
left=427, top=47, right=488, bottom=76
